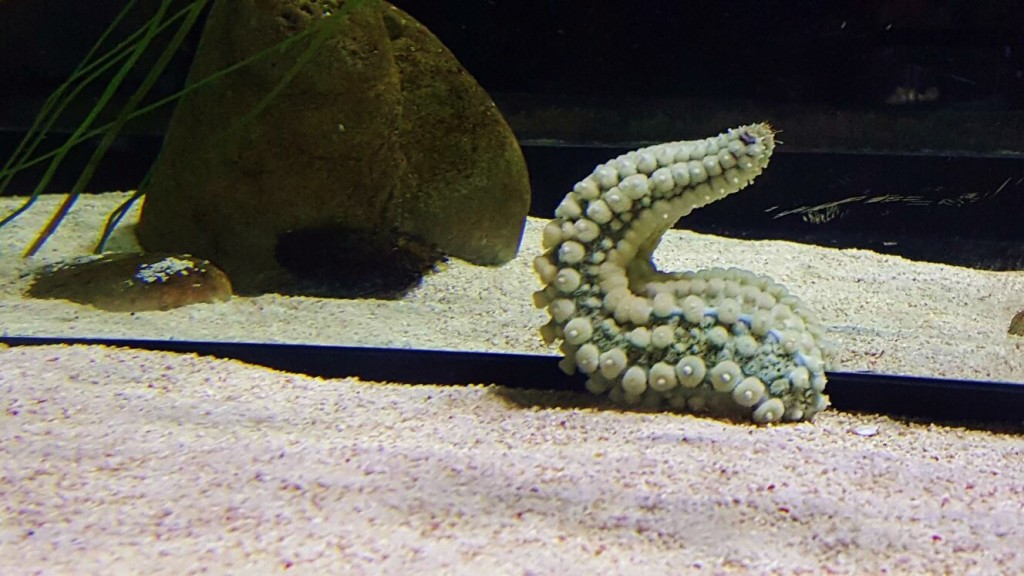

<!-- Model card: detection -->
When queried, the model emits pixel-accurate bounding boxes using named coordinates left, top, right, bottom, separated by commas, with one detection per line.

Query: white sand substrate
left=1, top=192, right=1023, bottom=574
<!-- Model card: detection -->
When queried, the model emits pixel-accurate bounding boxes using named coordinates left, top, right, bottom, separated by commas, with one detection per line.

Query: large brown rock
left=136, top=0, right=529, bottom=295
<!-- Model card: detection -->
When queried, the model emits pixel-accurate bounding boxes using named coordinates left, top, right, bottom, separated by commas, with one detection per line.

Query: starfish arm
left=533, top=123, right=831, bottom=424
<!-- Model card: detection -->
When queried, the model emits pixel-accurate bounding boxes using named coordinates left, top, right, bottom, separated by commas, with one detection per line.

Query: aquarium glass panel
left=2, top=0, right=1024, bottom=391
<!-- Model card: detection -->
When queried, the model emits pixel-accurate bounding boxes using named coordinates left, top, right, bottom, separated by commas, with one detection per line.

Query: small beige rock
left=852, top=424, right=880, bottom=437
left=28, top=252, right=232, bottom=312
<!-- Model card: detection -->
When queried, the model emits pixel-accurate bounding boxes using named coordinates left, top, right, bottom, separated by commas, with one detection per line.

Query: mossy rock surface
left=136, top=0, right=529, bottom=295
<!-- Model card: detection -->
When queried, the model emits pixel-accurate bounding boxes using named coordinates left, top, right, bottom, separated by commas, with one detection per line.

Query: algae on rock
left=136, top=0, right=530, bottom=295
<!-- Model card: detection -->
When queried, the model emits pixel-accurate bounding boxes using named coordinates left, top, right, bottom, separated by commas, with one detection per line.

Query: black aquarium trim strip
left=2, top=336, right=1022, bottom=425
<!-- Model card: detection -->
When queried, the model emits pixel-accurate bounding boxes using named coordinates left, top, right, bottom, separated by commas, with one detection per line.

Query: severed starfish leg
left=533, top=123, right=830, bottom=424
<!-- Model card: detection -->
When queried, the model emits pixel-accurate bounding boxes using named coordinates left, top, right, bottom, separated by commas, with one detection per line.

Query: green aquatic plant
left=0, top=0, right=375, bottom=257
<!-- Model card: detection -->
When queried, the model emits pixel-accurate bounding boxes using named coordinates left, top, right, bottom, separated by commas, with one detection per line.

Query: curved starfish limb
left=533, top=123, right=830, bottom=424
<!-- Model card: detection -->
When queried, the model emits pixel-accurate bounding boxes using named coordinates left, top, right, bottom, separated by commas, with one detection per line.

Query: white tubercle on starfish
left=533, top=123, right=830, bottom=424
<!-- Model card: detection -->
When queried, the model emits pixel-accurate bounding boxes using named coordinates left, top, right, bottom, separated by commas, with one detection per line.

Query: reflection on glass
left=2, top=0, right=1024, bottom=391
